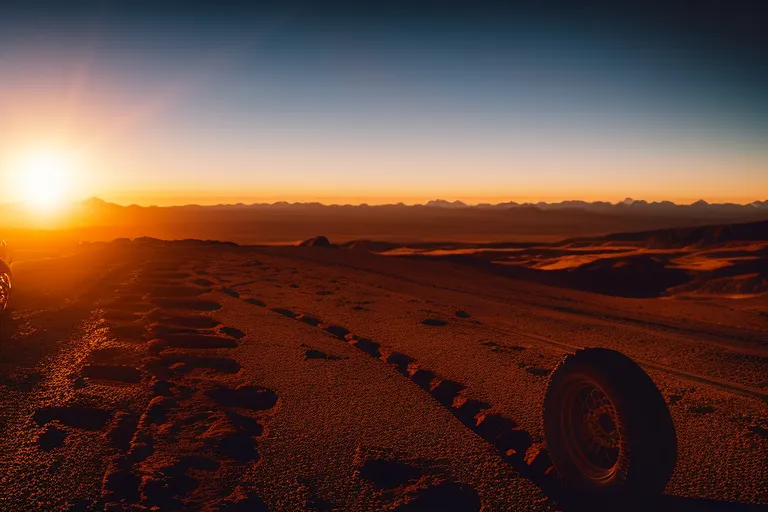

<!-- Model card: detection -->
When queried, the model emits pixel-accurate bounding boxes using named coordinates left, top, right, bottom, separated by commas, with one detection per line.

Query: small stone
left=147, top=339, right=168, bottom=354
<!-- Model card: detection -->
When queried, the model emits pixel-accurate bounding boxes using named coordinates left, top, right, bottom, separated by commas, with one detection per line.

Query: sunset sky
left=1, top=1, right=766, bottom=206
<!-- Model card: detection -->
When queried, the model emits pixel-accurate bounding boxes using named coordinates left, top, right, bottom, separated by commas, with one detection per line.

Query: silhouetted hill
left=299, top=236, right=336, bottom=248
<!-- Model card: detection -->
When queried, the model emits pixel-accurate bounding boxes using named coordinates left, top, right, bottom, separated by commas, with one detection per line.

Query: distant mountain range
left=2, top=197, right=768, bottom=245
left=426, top=198, right=768, bottom=211
left=2, top=197, right=766, bottom=212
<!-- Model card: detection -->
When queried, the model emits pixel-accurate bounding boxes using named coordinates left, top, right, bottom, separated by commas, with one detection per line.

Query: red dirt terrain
left=0, top=238, right=765, bottom=510
left=377, top=220, right=768, bottom=300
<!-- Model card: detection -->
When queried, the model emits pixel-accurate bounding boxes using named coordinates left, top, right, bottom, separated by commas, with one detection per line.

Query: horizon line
left=3, top=196, right=767, bottom=209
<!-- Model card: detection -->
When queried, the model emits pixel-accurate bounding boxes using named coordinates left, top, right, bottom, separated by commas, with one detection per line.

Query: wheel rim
left=560, top=375, right=621, bottom=483
left=0, top=272, right=10, bottom=312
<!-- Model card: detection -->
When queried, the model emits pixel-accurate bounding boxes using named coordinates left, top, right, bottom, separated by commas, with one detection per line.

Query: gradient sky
left=1, top=0, right=766, bottom=205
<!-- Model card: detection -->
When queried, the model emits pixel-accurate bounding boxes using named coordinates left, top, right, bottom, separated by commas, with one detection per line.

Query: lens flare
left=16, top=150, right=74, bottom=212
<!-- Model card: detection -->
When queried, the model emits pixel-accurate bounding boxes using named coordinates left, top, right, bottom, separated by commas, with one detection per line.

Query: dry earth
left=0, top=240, right=765, bottom=511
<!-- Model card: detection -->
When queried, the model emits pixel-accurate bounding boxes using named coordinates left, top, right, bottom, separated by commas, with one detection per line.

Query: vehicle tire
left=0, top=261, right=11, bottom=312
left=543, top=348, right=676, bottom=497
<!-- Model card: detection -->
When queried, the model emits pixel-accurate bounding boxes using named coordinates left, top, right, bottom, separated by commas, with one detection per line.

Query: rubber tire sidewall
left=543, top=348, right=677, bottom=498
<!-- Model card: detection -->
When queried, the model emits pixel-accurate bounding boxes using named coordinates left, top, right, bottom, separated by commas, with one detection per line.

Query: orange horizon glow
left=3, top=67, right=767, bottom=210
left=2, top=149, right=766, bottom=209
left=2, top=75, right=766, bottom=209
left=71, top=190, right=768, bottom=207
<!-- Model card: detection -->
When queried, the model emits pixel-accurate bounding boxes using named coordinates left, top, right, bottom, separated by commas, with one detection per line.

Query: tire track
left=233, top=292, right=573, bottom=508
left=254, top=251, right=768, bottom=401
left=77, top=260, right=276, bottom=510
left=271, top=250, right=767, bottom=348
left=483, top=324, right=768, bottom=403
left=188, top=259, right=766, bottom=509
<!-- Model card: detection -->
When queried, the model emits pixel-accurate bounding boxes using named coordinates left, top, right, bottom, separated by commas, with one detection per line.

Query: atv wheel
left=0, top=271, right=10, bottom=312
left=543, top=348, right=676, bottom=497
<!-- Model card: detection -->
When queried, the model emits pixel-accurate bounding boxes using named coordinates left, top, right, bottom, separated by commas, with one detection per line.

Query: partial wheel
left=0, top=259, right=11, bottom=313
left=543, top=348, right=676, bottom=497
left=0, top=271, right=10, bottom=312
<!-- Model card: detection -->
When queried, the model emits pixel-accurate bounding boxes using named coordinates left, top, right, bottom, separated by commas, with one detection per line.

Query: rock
left=299, top=236, right=336, bottom=248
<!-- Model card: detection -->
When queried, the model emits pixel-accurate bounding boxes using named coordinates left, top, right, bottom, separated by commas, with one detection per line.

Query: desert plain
left=0, top=219, right=766, bottom=511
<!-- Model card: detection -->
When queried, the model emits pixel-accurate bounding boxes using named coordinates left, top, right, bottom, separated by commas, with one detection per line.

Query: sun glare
left=16, top=150, right=75, bottom=212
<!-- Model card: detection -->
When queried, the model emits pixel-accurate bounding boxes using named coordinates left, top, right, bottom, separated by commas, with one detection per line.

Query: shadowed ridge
left=572, top=219, right=768, bottom=249
left=339, top=240, right=403, bottom=252
left=299, top=236, right=336, bottom=248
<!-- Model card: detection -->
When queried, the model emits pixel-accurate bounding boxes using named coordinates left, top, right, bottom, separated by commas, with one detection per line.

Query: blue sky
left=1, top=1, right=766, bottom=204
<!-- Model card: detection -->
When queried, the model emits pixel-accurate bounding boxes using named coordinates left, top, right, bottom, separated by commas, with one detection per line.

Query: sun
left=16, top=150, right=75, bottom=212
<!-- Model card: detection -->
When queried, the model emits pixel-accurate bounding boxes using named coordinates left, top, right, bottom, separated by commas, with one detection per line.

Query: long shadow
left=540, top=483, right=762, bottom=512
left=0, top=306, right=22, bottom=361
left=655, top=495, right=762, bottom=511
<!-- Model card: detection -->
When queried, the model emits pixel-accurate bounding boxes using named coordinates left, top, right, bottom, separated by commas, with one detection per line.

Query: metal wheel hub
left=568, top=384, right=621, bottom=474
left=581, top=402, right=618, bottom=449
